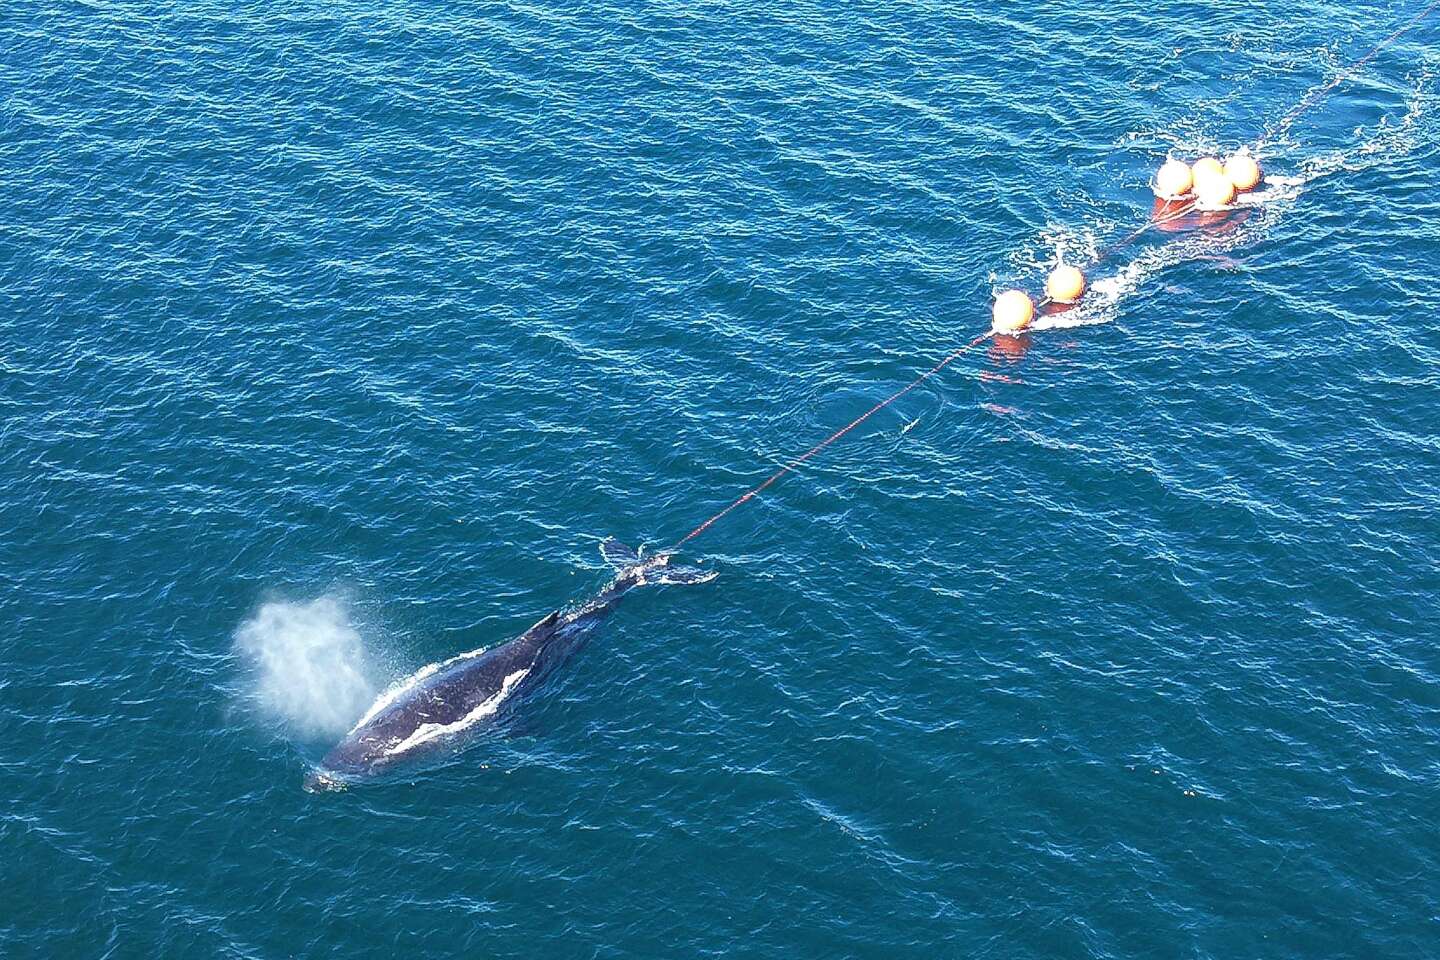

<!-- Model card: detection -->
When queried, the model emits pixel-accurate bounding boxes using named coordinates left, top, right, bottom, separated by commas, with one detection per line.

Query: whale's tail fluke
left=600, top=538, right=641, bottom=568
left=599, top=539, right=717, bottom=586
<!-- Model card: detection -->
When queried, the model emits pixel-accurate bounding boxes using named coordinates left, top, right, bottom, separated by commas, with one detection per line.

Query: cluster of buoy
left=1156, top=151, right=1262, bottom=209
left=991, top=150, right=1264, bottom=336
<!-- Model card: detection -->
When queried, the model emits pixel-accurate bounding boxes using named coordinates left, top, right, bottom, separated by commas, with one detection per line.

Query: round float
left=1154, top=159, right=1194, bottom=198
left=1225, top=152, right=1262, bottom=191
left=992, top=290, right=1034, bottom=334
left=1045, top=265, right=1086, bottom=304
left=1191, top=156, right=1224, bottom=181
left=1194, top=173, right=1236, bottom=209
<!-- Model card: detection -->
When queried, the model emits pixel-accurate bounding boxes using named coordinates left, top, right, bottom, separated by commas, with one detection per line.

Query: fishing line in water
left=1257, top=0, right=1440, bottom=149
left=671, top=330, right=993, bottom=550
left=668, top=5, right=1438, bottom=553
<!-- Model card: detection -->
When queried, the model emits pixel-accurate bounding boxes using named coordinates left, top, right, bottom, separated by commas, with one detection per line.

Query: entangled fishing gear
left=666, top=4, right=1437, bottom=553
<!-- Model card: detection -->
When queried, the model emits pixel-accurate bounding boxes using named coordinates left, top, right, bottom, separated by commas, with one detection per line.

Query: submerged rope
left=1257, top=0, right=1440, bottom=149
left=668, top=4, right=1438, bottom=552
left=1086, top=198, right=1199, bottom=275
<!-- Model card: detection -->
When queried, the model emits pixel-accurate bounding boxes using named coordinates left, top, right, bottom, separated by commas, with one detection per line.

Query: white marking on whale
left=383, top=668, right=530, bottom=757
left=346, top=643, right=496, bottom=736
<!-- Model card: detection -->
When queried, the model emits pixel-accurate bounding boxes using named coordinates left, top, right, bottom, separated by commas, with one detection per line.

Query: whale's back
left=321, top=639, right=537, bottom=775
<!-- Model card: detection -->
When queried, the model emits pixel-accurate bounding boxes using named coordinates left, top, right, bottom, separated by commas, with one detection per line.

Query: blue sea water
left=3, top=1, right=1439, bottom=956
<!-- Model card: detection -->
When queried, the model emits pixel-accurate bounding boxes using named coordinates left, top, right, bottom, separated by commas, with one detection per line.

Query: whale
left=303, top=541, right=713, bottom=791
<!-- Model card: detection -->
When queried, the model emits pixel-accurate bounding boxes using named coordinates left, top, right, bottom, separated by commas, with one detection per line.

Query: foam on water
left=233, top=596, right=379, bottom=738
left=1029, top=204, right=1288, bottom=333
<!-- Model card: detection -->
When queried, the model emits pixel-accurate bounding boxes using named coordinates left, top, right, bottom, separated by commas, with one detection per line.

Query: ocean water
left=3, top=1, right=1438, bottom=956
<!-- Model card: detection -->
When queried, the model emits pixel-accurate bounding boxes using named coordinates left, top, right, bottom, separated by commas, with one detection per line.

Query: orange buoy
left=1194, top=172, right=1236, bottom=209
left=991, top=290, right=1034, bottom=334
left=1045, top=264, right=1086, bottom=304
left=1224, top=152, right=1262, bottom=191
left=1154, top=159, right=1193, bottom=198
left=1191, top=156, right=1224, bottom=181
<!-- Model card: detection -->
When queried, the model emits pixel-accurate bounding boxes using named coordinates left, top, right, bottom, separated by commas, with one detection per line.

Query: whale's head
left=305, top=732, right=385, bottom=792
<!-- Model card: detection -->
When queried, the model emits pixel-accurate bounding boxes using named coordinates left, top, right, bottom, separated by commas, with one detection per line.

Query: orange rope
left=671, top=332, right=992, bottom=550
